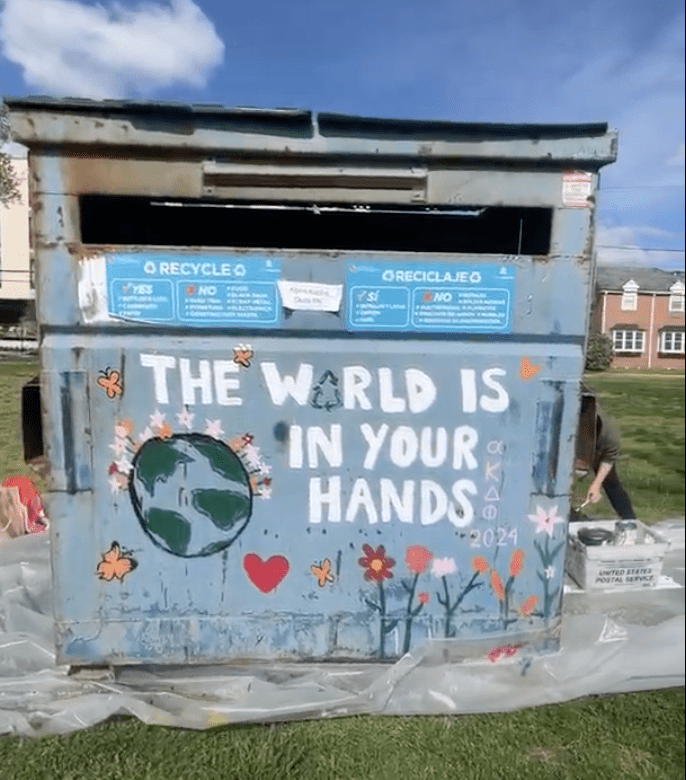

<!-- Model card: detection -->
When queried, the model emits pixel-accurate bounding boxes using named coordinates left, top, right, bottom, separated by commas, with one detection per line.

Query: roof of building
left=596, top=265, right=685, bottom=293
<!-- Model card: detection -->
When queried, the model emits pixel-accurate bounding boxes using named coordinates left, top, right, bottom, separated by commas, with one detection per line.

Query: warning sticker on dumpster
left=562, top=171, right=593, bottom=207
left=105, top=253, right=282, bottom=327
left=346, top=263, right=515, bottom=333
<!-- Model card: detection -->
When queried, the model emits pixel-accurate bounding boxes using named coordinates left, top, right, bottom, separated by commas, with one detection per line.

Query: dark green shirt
left=593, top=405, right=621, bottom=471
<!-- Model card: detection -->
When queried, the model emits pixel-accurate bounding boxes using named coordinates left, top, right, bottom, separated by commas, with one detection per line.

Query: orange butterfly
left=233, top=344, right=254, bottom=368
left=96, top=542, right=137, bottom=581
left=519, top=357, right=541, bottom=381
left=310, top=558, right=335, bottom=587
left=97, top=368, right=123, bottom=399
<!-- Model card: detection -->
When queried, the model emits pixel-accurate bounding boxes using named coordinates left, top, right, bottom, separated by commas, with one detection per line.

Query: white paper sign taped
left=562, top=171, right=593, bottom=208
left=277, top=281, right=343, bottom=312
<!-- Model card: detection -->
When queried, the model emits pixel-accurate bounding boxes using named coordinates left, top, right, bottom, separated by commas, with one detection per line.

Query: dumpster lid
left=4, top=96, right=617, bottom=166
left=4, top=95, right=608, bottom=138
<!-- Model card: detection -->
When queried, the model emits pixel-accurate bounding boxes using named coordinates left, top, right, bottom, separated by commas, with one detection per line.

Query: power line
left=601, top=185, right=684, bottom=191
left=597, top=245, right=685, bottom=253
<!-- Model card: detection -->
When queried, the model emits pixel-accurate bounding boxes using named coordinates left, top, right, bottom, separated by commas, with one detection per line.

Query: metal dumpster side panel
left=43, top=330, right=581, bottom=664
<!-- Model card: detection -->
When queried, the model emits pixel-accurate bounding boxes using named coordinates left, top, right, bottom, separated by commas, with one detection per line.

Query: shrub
left=585, top=332, right=613, bottom=371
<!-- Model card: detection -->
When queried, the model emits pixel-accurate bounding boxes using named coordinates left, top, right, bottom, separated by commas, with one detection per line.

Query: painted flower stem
left=534, top=534, right=565, bottom=622
left=437, top=571, right=482, bottom=638
left=401, top=573, right=426, bottom=655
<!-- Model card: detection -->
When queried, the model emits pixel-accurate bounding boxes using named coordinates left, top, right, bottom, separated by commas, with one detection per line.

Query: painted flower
left=519, top=595, right=539, bottom=616
left=544, top=565, right=556, bottom=580
left=528, top=505, right=564, bottom=538
left=431, top=557, right=457, bottom=577
left=490, top=569, right=505, bottom=601
left=509, top=549, right=525, bottom=577
left=405, top=545, right=433, bottom=574
left=472, top=556, right=489, bottom=574
left=158, top=422, right=173, bottom=439
left=359, top=544, right=395, bottom=582
left=417, top=591, right=430, bottom=605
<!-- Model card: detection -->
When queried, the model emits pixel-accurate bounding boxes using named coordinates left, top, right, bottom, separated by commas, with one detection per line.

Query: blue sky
left=0, top=0, right=683, bottom=270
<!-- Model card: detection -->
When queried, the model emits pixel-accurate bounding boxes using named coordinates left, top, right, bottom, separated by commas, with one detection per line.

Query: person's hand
left=586, top=484, right=603, bottom=504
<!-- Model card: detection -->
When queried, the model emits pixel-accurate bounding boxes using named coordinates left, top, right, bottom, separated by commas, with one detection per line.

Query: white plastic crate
left=566, top=520, right=670, bottom=591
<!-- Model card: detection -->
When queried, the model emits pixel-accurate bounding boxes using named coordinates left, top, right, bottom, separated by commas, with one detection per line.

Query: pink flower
left=417, top=592, right=430, bottom=605
left=405, top=545, right=433, bottom=574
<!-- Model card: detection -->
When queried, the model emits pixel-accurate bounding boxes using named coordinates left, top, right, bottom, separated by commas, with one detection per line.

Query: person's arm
left=586, top=461, right=613, bottom=504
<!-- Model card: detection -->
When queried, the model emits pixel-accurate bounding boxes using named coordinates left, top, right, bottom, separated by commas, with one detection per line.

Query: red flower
left=490, top=570, right=505, bottom=601
left=405, top=545, right=433, bottom=575
left=472, top=556, right=489, bottom=574
left=417, top=591, right=430, bottom=605
left=358, top=545, right=395, bottom=582
left=509, top=549, right=525, bottom=577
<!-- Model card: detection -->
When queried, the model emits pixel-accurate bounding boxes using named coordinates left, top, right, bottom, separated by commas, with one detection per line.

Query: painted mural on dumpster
left=94, top=346, right=569, bottom=661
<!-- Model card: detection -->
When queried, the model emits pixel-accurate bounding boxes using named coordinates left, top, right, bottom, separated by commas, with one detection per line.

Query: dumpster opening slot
left=22, top=376, right=44, bottom=463
left=80, top=196, right=552, bottom=254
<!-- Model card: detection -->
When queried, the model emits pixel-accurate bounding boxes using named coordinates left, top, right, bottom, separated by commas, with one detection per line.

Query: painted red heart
left=243, top=553, right=289, bottom=593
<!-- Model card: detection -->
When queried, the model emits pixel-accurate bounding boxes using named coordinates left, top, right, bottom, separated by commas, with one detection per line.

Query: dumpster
left=7, top=98, right=617, bottom=665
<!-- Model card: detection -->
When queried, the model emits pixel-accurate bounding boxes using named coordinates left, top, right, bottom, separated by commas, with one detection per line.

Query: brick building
left=0, top=146, right=34, bottom=326
left=590, top=265, right=685, bottom=370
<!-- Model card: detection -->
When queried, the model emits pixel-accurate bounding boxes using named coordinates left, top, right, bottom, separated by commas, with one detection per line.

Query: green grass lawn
left=578, top=373, right=685, bottom=523
left=1, top=360, right=684, bottom=779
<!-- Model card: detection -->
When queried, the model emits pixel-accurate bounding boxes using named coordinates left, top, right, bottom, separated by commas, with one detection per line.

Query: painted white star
left=243, top=445, right=263, bottom=469
left=205, top=419, right=224, bottom=438
left=176, top=408, right=195, bottom=430
left=544, top=565, right=556, bottom=580
left=114, top=424, right=130, bottom=440
left=115, top=458, right=132, bottom=475
left=109, top=438, right=127, bottom=456
left=528, top=505, right=564, bottom=538
left=108, top=474, right=124, bottom=493
left=149, top=409, right=165, bottom=428
left=138, top=426, right=155, bottom=444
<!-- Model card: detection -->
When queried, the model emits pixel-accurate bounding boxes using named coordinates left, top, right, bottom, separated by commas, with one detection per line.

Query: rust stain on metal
left=67, top=242, right=117, bottom=261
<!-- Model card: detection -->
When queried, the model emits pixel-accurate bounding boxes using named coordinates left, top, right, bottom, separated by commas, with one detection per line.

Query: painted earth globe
left=129, top=433, right=252, bottom=557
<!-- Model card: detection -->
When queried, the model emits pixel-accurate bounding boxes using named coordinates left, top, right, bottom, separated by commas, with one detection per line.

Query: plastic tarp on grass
left=1, top=521, right=683, bottom=737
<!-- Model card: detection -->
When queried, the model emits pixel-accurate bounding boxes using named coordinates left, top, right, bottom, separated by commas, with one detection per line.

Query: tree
left=0, top=103, right=21, bottom=205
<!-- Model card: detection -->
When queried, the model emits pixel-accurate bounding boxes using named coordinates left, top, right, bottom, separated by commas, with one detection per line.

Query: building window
left=668, top=281, right=685, bottom=313
left=612, top=329, right=644, bottom=353
left=621, top=280, right=639, bottom=311
left=659, top=331, right=684, bottom=354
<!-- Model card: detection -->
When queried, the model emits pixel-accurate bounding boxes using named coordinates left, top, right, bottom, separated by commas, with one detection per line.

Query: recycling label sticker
left=346, top=262, right=516, bottom=333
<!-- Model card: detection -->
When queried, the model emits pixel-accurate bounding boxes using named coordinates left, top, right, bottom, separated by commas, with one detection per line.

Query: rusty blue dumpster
left=7, top=98, right=617, bottom=664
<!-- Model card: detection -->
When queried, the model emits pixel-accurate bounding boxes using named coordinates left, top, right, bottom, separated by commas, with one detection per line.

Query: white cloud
left=0, top=0, right=224, bottom=98
left=667, top=142, right=685, bottom=168
left=596, top=224, right=685, bottom=270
